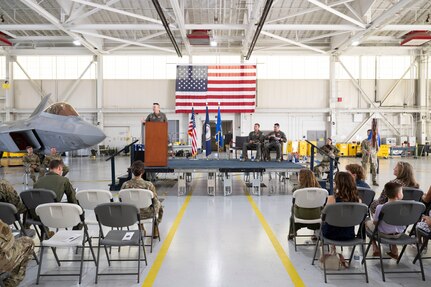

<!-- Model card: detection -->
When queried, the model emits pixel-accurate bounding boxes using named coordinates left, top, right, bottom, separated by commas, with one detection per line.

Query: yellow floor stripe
left=142, top=191, right=193, bottom=287
left=246, top=193, right=306, bottom=287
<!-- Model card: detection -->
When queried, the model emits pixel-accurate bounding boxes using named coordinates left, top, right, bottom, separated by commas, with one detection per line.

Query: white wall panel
left=257, top=80, right=328, bottom=108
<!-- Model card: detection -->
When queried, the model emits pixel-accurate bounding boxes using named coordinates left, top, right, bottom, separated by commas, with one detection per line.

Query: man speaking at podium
left=143, top=103, right=167, bottom=123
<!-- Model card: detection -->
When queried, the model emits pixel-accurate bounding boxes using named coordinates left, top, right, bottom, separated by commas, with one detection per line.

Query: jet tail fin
left=30, top=94, right=51, bottom=118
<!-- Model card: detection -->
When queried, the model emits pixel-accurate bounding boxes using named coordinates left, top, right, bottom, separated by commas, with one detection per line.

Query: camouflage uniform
left=242, top=130, right=264, bottom=161
left=121, top=177, right=163, bottom=224
left=39, top=153, right=69, bottom=177
left=361, top=138, right=377, bottom=183
left=34, top=172, right=77, bottom=204
left=22, top=153, right=40, bottom=183
left=263, top=131, right=287, bottom=161
left=0, top=219, right=34, bottom=287
left=313, top=144, right=339, bottom=179
left=0, top=180, right=26, bottom=214
left=145, top=112, right=167, bottom=122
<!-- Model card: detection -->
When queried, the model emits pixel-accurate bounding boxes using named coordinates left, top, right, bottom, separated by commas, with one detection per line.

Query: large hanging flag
left=215, top=104, right=223, bottom=151
left=188, top=107, right=198, bottom=157
left=175, top=65, right=256, bottom=113
left=205, top=105, right=211, bottom=157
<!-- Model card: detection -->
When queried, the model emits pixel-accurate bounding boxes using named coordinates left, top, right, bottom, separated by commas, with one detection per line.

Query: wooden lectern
left=144, top=122, right=168, bottom=167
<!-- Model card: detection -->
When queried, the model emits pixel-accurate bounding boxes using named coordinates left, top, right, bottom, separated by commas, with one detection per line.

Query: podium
left=144, top=122, right=168, bottom=167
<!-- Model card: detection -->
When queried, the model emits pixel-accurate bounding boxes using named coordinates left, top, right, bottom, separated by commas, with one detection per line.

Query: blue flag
left=215, top=105, right=223, bottom=150
left=205, top=105, right=211, bottom=156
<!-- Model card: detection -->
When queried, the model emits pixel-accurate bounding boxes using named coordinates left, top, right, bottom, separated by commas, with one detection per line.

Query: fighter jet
left=0, top=95, right=106, bottom=153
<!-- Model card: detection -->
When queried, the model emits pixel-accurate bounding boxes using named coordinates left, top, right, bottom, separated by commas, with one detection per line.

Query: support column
left=417, top=53, right=428, bottom=144
left=96, top=54, right=104, bottom=130
left=4, top=55, right=14, bottom=122
left=329, top=55, right=337, bottom=138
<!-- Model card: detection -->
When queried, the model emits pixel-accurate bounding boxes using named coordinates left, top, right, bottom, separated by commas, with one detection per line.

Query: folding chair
left=414, top=225, right=431, bottom=264
left=119, top=188, right=160, bottom=253
left=0, top=202, right=39, bottom=264
left=35, top=203, right=97, bottom=284
left=357, top=187, right=376, bottom=238
left=288, top=187, right=328, bottom=251
left=312, top=203, right=369, bottom=283
left=94, top=202, right=147, bottom=283
left=402, top=187, right=423, bottom=202
left=363, top=201, right=426, bottom=282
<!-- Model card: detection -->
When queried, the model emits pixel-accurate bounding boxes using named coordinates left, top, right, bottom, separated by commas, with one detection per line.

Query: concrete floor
left=3, top=154, right=431, bottom=287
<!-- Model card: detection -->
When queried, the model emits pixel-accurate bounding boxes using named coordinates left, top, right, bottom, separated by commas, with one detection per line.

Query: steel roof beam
left=106, top=31, right=167, bottom=53
left=70, top=0, right=162, bottom=25
left=242, top=0, right=267, bottom=56
left=66, top=0, right=121, bottom=24
left=169, top=0, right=191, bottom=57
left=307, top=0, right=366, bottom=28
left=261, top=31, right=326, bottom=54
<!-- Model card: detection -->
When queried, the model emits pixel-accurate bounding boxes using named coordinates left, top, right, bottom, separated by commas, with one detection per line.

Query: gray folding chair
left=94, top=202, right=147, bottom=284
left=363, top=201, right=426, bottom=282
left=312, top=202, right=369, bottom=283
left=402, top=187, right=423, bottom=202
left=414, top=225, right=431, bottom=263
left=0, top=202, right=39, bottom=264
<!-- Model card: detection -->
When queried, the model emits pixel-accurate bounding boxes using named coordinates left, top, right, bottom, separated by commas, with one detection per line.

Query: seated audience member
left=422, top=185, right=431, bottom=204
left=346, top=163, right=370, bottom=188
left=365, top=182, right=405, bottom=259
left=263, top=123, right=287, bottom=162
left=288, top=169, right=322, bottom=239
left=40, top=147, right=69, bottom=177
left=34, top=160, right=77, bottom=204
left=0, top=219, right=34, bottom=287
left=0, top=179, right=26, bottom=214
left=22, top=146, right=40, bottom=183
left=313, top=138, right=339, bottom=179
left=241, top=123, right=264, bottom=162
left=370, top=161, right=419, bottom=214
left=321, top=172, right=360, bottom=241
left=121, top=160, right=163, bottom=238
left=417, top=210, right=431, bottom=248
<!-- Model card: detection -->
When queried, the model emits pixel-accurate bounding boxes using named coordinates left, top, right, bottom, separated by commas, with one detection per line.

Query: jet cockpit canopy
left=44, top=102, right=79, bottom=116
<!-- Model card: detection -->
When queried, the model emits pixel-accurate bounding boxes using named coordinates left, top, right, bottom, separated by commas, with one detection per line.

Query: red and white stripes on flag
left=175, top=65, right=256, bottom=113
left=188, top=107, right=198, bottom=156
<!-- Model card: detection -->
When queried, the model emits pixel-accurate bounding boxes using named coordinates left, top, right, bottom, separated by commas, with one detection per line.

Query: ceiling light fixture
left=73, top=40, right=81, bottom=46
left=210, top=39, right=217, bottom=47
left=351, top=40, right=360, bottom=46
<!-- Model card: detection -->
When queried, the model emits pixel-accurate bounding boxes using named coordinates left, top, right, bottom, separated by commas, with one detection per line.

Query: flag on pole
left=205, top=105, right=211, bottom=157
left=215, top=105, right=223, bottom=151
left=188, top=107, right=198, bottom=157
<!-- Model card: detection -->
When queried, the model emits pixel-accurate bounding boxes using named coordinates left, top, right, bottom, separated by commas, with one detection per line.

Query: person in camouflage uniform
left=263, top=123, right=287, bottom=162
left=39, top=147, right=69, bottom=177
left=0, top=180, right=26, bottom=214
left=121, top=160, right=163, bottom=238
left=143, top=102, right=167, bottom=123
left=361, top=129, right=379, bottom=186
left=313, top=138, right=339, bottom=179
left=0, top=219, right=34, bottom=287
left=22, top=146, right=40, bottom=183
left=241, top=123, right=264, bottom=162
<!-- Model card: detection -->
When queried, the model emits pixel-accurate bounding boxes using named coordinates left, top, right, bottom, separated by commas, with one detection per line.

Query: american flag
left=175, top=65, right=256, bottom=113
left=188, top=107, right=198, bottom=157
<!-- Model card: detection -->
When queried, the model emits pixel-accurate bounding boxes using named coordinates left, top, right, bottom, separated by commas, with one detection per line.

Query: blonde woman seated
left=288, top=169, right=322, bottom=240
left=370, top=161, right=419, bottom=214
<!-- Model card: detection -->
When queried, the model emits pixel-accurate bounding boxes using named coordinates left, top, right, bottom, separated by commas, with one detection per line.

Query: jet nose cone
left=86, top=127, right=106, bottom=146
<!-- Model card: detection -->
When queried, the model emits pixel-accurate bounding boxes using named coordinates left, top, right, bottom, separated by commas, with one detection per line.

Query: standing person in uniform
left=40, top=147, right=69, bottom=177
left=22, top=146, right=40, bottom=183
left=34, top=160, right=76, bottom=204
left=143, top=103, right=167, bottom=123
left=121, top=160, right=163, bottom=238
left=313, top=138, right=339, bottom=179
left=241, top=123, right=264, bottom=162
left=0, top=179, right=26, bottom=214
left=361, top=129, right=379, bottom=186
left=263, top=123, right=287, bottom=162
left=0, top=219, right=34, bottom=287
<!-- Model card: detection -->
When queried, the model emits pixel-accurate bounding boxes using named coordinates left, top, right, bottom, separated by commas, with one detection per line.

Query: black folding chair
left=95, top=202, right=147, bottom=284
left=363, top=201, right=426, bottom=282
left=312, top=203, right=369, bottom=283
